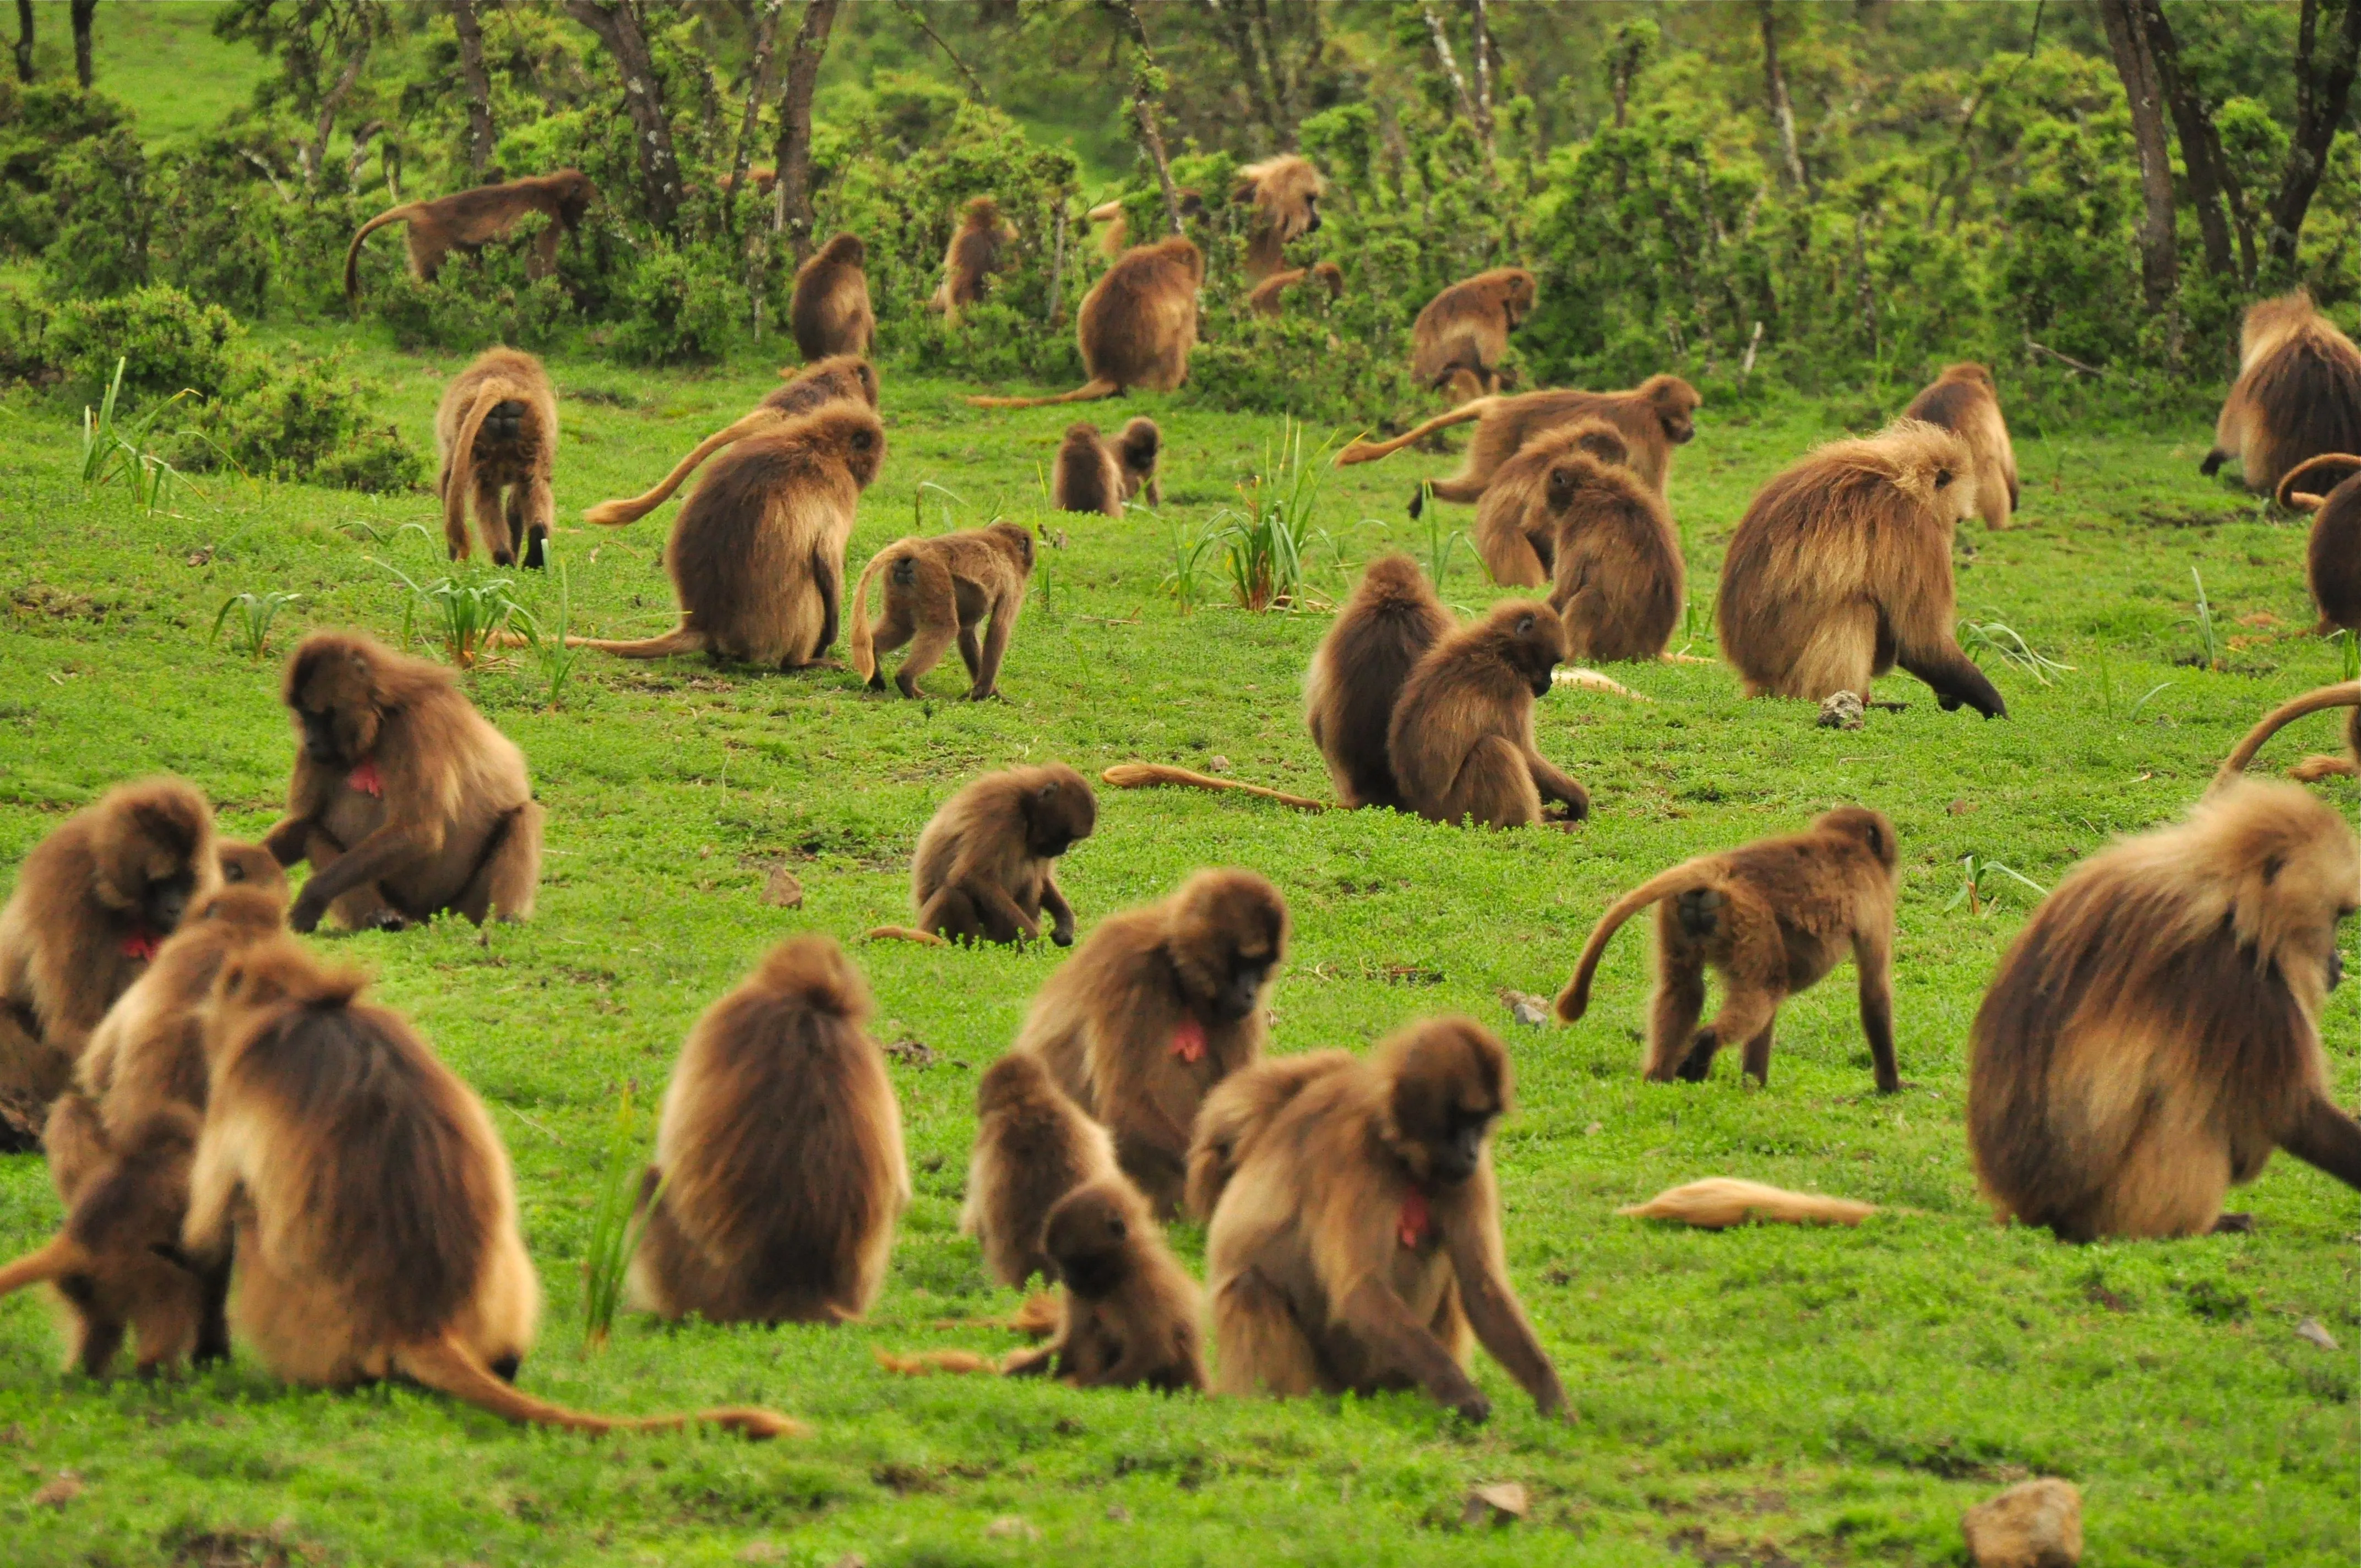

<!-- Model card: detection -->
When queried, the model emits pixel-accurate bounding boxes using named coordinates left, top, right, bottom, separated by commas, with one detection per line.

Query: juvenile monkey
left=1471, top=417, right=1630, bottom=589
left=214, top=839, right=286, bottom=894
left=876, top=763, right=1097, bottom=948
left=2202, top=291, right=2361, bottom=492
left=1553, top=807, right=1903, bottom=1092
left=184, top=935, right=796, bottom=1435
left=265, top=633, right=542, bottom=935
left=1902, top=362, right=2019, bottom=529
left=343, top=168, right=594, bottom=302
left=1968, top=780, right=2361, bottom=1240
left=2218, top=682, right=2361, bottom=786
left=1184, top=1050, right=1356, bottom=1221
left=1003, top=1180, right=1207, bottom=1392
left=1337, top=376, right=1701, bottom=511
left=789, top=233, right=877, bottom=361
left=1542, top=431, right=1686, bottom=663
left=2275, top=453, right=2361, bottom=636
left=847, top=520, right=1035, bottom=700
left=434, top=347, right=558, bottom=568
left=1205, top=1016, right=1566, bottom=1422
left=967, top=237, right=1203, bottom=408
left=1052, top=418, right=1162, bottom=515
left=931, top=195, right=1018, bottom=326
left=1388, top=600, right=1589, bottom=829
left=1013, top=867, right=1288, bottom=1216
left=1234, top=155, right=1325, bottom=280
left=1304, top=553, right=1456, bottom=810
left=584, top=356, right=879, bottom=527
left=960, top=1051, right=1123, bottom=1288
left=1716, top=420, right=2005, bottom=717
left=1247, top=260, right=1343, bottom=318
left=1412, top=268, right=1537, bottom=400
left=570, top=406, right=886, bottom=667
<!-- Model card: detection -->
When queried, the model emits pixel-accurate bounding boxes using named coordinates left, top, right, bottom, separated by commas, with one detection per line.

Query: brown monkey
left=1205, top=1016, right=1566, bottom=1422
left=2275, top=453, right=2361, bottom=638
left=1470, top=417, right=1630, bottom=589
left=1903, top=362, right=2019, bottom=530
left=789, top=233, right=877, bottom=362
left=1543, top=433, right=1686, bottom=663
left=1553, top=807, right=1904, bottom=1092
left=570, top=405, right=886, bottom=667
left=847, top=520, right=1035, bottom=700
left=434, top=347, right=558, bottom=568
left=1337, top=377, right=1701, bottom=514
left=2202, top=291, right=2361, bottom=492
left=1053, top=417, right=1162, bottom=515
left=1389, top=600, right=1588, bottom=829
left=1184, top=1050, right=1356, bottom=1221
left=1303, top=553, right=1455, bottom=810
left=584, top=355, right=879, bottom=527
left=1968, top=780, right=2361, bottom=1240
left=631, top=934, right=908, bottom=1325
left=342, top=168, right=594, bottom=303
left=264, top=632, right=543, bottom=935
left=1247, top=260, right=1344, bottom=318
left=1086, top=189, right=1205, bottom=259
left=183, top=935, right=795, bottom=1434
left=1234, top=154, right=1325, bottom=280
left=2218, top=682, right=2361, bottom=786
left=1003, top=1180, right=1206, bottom=1391
left=931, top=195, right=1018, bottom=326
left=1717, top=420, right=2005, bottom=717
left=1411, top=268, right=1537, bottom=400
left=213, top=839, right=285, bottom=894
left=960, top=1051, right=1123, bottom=1288
left=967, top=237, right=1203, bottom=409
left=1012, top=868, right=1288, bottom=1216
left=879, top=763, right=1097, bottom=948
left=0, top=777, right=215, bottom=1108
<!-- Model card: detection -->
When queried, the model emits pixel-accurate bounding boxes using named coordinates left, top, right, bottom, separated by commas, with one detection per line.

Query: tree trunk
left=1099, top=0, right=1187, bottom=236
left=2097, top=0, right=2180, bottom=317
left=771, top=0, right=841, bottom=259
left=69, top=0, right=93, bottom=87
left=2137, top=0, right=2234, bottom=279
left=1758, top=1, right=1813, bottom=198
left=563, top=0, right=682, bottom=234
left=450, top=0, right=497, bottom=176
left=730, top=0, right=784, bottom=198
left=1045, top=195, right=1068, bottom=323
left=307, top=36, right=372, bottom=193
left=1418, top=2, right=1486, bottom=154
left=13, top=0, right=31, bottom=83
left=1466, top=0, right=1494, bottom=146
left=2267, top=0, right=2361, bottom=274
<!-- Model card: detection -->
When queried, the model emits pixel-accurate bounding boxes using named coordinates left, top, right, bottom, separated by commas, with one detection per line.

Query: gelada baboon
left=1052, top=417, right=1162, bottom=515
left=1968, top=780, right=2361, bottom=1240
left=1247, top=260, right=1343, bottom=318
left=1337, top=377, right=1701, bottom=515
left=931, top=195, right=1018, bottom=326
left=1540, top=429, right=1686, bottom=663
left=2202, top=291, right=2361, bottom=492
left=967, top=237, right=1203, bottom=409
left=2276, top=453, right=2361, bottom=635
left=847, top=520, right=1035, bottom=700
left=1234, top=154, right=1325, bottom=280
left=570, top=406, right=886, bottom=667
left=1902, top=362, right=2019, bottom=530
left=1716, top=420, right=2006, bottom=717
left=1205, top=1016, right=1566, bottom=1422
left=1184, top=1050, right=1356, bottom=1221
left=2217, top=682, right=2361, bottom=786
left=185, top=935, right=796, bottom=1435
left=1002, top=1180, right=1207, bottom=1391
left=1012, top=867, right=1288, bottom=1216
left=266, top=633, right=542, bottom=934
left=214, top=839, right=286, bottom=895
left=632, top=935, right=907, bottom=1324
left=960, top=1050, right=1123, bottom=1288
left=1471, top=417, right=1630, bottom=589
left=343, top=168, right=594, bottom=303
left=1389, top=600, right=1590, bottom=829
left=434, top=347, right=557, bottom=568
left=584, top=356, right=879, bottom=528
left=872, top=763, right=1097, bottom=948
left=1412, top=268, right=1537, bottom=400
left=1553, top=807, right=1903, bottom=1092
left=789, top=233, right=877, bottom=362
left=1304, top=553, right=1455, bottom=810
left=1086, top=189, right=1205, bottom=259
left=0, top=777, right=215, bottom=1109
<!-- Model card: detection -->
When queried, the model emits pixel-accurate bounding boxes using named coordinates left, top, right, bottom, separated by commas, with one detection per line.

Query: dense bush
left=47, top=286, right=242, bottom=400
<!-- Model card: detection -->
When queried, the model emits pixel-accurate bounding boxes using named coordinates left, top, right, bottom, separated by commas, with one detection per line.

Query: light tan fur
left=433, top=347, right=558, bottom=567
left=2203, top=291, right=2361, bottom=491
left=960, top=1051, right=1123, bottom=1288
left=2217, top=683, right=2361, bottom=787
left=848, top=521, right=1035, bottom=700
left=1388, top=600, right=1588, bottom=828
left=1902, top=362, right=2019, bottom=529
left=1618, top=1178, right=1875, bottom=1228
left=1336, top=377, right=1701, bottom=509
left=931, top=196, right=1018, bottom=326
left=967, top=238, right=1203, bottom=408
left=1184, top=1050, right=1356, bottom=1221
left=1235, top=155, right=1326, bottom=280
left=343, top=169, right=593, bottom=303
left=584, top=356, right=879, bottom=527
left=1096, top=764, right=1327, bottom=812
left=1247, top=260, right=1343, bottom=317
left=903, top=764, right=1096, bottom=948
left=789, top=233, right=877, bottom=361
left=1412, top=268, right=1536, bottom=399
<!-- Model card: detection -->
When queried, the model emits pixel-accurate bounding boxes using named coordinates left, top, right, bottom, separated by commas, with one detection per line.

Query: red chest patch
left=120, top=929, right=160, bottom=963
left=346, top=758, right=384, bottom=797
left=1170, top=1016, right=1208, bottom=1064
left=1397, top=1188, right=1432, bottom=1251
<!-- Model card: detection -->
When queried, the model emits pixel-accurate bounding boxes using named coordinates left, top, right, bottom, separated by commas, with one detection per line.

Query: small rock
left=884, top=1038, right=966, bottom=1070
left=983, top=1516, right=1040, bottom=1542
left=761, top=867, right=804, bottom=908
left=1105, top=1504, right=1132, bottom=1522
left=1498, top=989, right=1551, bottom=1028
left=1962, top=1477, right=2082, bottom=1568
left=2296, top=1317, right=2340, bottom=1351
left=31, top=1470, right=83, bottom=1508
left=1207, top=755, right=1232, bottom=774
left=1947, top=798, right=1979, bottom=816
left=1816, top=691, right=1865, bottom=731
left=1461, top=1481, right=1529, bottom=1526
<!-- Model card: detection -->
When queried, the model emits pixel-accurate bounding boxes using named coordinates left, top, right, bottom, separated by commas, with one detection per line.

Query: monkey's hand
left=1452, top=1389, right=1493, bottom=1424
left=288, top=888, right=330, bottom=934
left=1937, top=692, right=1962, bottom=712
left=1051, top=923, right=1075, bottom=947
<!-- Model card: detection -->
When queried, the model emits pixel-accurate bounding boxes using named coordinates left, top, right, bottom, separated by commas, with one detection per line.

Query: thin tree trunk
left=308, top=37, right=372, bottom=192
left=2137, top=0, right=2234, bottom=279
left=564, top=0, right=683, bottom=233
left=69, top=0, right=93, bottom=87
left=1418, top=2, right=1486, bottom=152
left=1466, top=0, right=1495, bottom=145
left=730, top=0, right=784, bottom=196
left=13, top=0, right=32, bottom=83
left=450, top=0, right=497, bottom=176
left=771, top=0, right=841, bottom=259
left=1099, top=0, right=1186, bottom=236
left=1205, top=0, right=1281, bottom=145
left=2097, top=0, right=2180, bottom=318
left=891, top=0, right=988, bottom=101
left=1045, top=197, right=1068, bottom=323
left=2267, top=0, right=2361, bottom=273
left=1758, top=1, right=1813, bottom=198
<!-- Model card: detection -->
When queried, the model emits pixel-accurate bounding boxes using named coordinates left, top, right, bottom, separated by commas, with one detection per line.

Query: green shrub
left=605, top=241, right=739, bottom=366
left=47, top=285, right=241, bottom=400
left=372, top=265, right=575, bottom=354
left=0, top=80, right=132, bottom=257
left=312, top=424, right=426, bottom=494
left=183, top=348, right=424, bottom=492
left=43, top=127, right=150, bottom=301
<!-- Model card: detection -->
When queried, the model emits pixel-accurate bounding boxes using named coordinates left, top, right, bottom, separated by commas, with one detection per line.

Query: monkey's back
left=1388, top=632, right=1528, bottom=808
left=2309, top=473, right=2361, bottom=629
left=2239, top=319, right=2361, bottom=489
left=1052, top=426, right=1122, bottom=516
left=961, top=1078, right=1117, bottom=1287
left=1551, top=473, right=1684, bottom=663
left=1411, top=273, right=1518, bottom=386
left=667, top=434, right=854, bottom=662
left=1079, top=241, right=1201, bottom=391
left=1307, top=563, right=1452, bottom=809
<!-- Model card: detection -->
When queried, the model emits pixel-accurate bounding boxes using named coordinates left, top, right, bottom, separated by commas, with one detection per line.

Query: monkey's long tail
left=965, top=378, right=1120, bottom=411
left=585, top=410, right=787, bottom=526
left=846, top=547, right=902, bottom=682
left=1099, top=763, right=1328, bottom=813
left=1332, top=399, right=1498, bottom=466
left=565, top=626, right=706, bottom=660
left=0, top=1234, right=90, bottom=1299
left=1553, top=864, right=1713, bottom=1024
left=866, top=926, right=948, bottom=946
left=2275, top=452, right=2361, bottom=512
left=1618, top=1178, right=1876, bottom=1230
left=873, top=1347, right=1013, bottom=1376
left=444, top=381, right=520, bottom=553
left=342, top=205, right=417, bottom=307
left=396, top=1332, right=803, bottom=1438
left=2215, top=682, right=2361, bottom=785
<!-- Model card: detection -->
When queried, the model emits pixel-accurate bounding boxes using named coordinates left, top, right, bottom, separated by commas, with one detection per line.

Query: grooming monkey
left=1554, top=807, right=1904, bottom=1092
left=1247, top=260, right=1343, bottom=318
left=1337, top=375, right=1701, bottom=513
left=2218, top=682, right=2361, bottom=786
left=1470, top=418, right=1631, bottom=589
left=1002, top=1180, right=1207, bottom=1392
left=1184, top=1049, right=1356, bottom=1221
left=1012, top=868, right=1288, bottom=1216
left=571, top=405, right=886, bottom=667
left=265, top=633, right=541, bottom=935
left=847, top=520, right=1035, bottom=700
left=1234, top=154, right=1326, bottom=280
left=789, top=233, right=877, bottom=361
left=584, top=356, right=879, bottom=527
left=1052, top=418, right=1163, bottom=515
left=872, top=763, right=1097, bottom=948
left=931, top=195, right=1018, bottom=326
left=1388, top=600, right=1590, bottom=829
left=1540, top=429, right=1687, bottom=663
left=1205, top=1016, right=1566, bottom=1422
left=1412, top=268, right=1537, bottom=400
left=1305, top=553, right=1456, bottom=810
left=1968, top=780, right=2361, bottom=1240
left=434, top=347, right=557, bottom=568
left=1716, top=420, right=2006, bottom=717
left=1902, top=362, right=2019, bottom=529
left=184, top=935, right=796, bottom=1434
left=2202, top=290, right=2361, bottom=492
left=342, top=168, right=594, bottom=303
left=967, top=237, right=1203, bottom=408
left=961, top=1051, right=1123, bottom=1288
left=2276, top=453, right=2361, bottom=636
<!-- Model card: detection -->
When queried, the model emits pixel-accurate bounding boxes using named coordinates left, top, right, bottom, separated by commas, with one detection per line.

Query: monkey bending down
left=967, top=238, right=1203, bottom=409
left=343, top=169, right=594, bottom=303
left=1902, top=362, right=2019, bottom=529
left=848, top=520, right=1035, bottom=700
left=584, top=356, right=879, bottom=527
left=1247, top=261, right=1343, bottom=318
left=932, top=196, right=1018, bottom=326
left=1411, top=268, right=1536, bottom=400
left=1052, top=418, right=1162, bottom=515
left=961, top=1052, right=1123, bottom=1287
left=1335, top=375, right=1701, bottom=513
left=1234, top=155, right=1325, bottom=280
left=1305, top=553, right=1455, bottom=809
left=1002, top=1181, right=1206, bottom=1391
left=434, top=348, right=558, bottom=568
left=872, top=763, right=1097, bottom=949
left=2202, top=290, right=2361, bottom=492
left=1389, top=600, right=1589, bottom=829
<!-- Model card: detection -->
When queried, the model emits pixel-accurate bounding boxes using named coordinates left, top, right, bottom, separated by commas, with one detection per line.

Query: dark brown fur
left=343, top=169, right=593, bottom=303
left=1412, top=268, right=1537, bottom=399
left=1303, top=553, right=1455, bottom=810
left=1471, top=418, right=1629, bottom=589
left=932, top=195, right=1018, bottom=326
left=960, top=1052, right=1123, bottom=1288
left=2203, top=291, right=2361, bottom=491
left=790, top=233, right=877, bottom=362
left=1003, top=1180, right=1206, bottom=1391
left=848, top=521, right=1035, bottom=699
left=584, top=356, right=879, bottom=527
left=1388, top=601, right=1588, bottom=829
left=434, top=347, right=557, bottom=568
left=1052, top=418, right=1162, bottom=515
left=1542, top=431, right=1685, bottom=662
left=1902, top=362, right=2018, bottom=529
left=2275, top=453, right=2361, bottom=636
left=1247, top=260, right=1343, bottom=317
left=967, top=238, right=1203, bottom=408
left=1184, top=1050, right=1356, bottom=1221
left=897, top=764, right=1096, bottom=947
left=1337, top=376, right=1700, bottom=515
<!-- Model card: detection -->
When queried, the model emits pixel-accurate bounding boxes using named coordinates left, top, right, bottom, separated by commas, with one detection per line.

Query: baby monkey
left=1004, top=1180, right=1207, bottom=1392
left=848, top=520, right=1035, bottom=700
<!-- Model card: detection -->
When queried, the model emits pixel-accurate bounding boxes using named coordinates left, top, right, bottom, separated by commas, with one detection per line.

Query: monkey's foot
left=522, top=533, right=548, bottom=570
left=2210, top=1212, right=2256, bottom=1234
left=1675, top=1032, right=1718, bottom=1082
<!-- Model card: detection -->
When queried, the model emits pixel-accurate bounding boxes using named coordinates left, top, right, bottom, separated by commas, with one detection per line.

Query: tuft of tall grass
left=1217, top=416, right=1336, bottom=611
left=375, top=559, right=521, bottom=669
left=1944, top=852, right=2048, bottom=917
left=79, top=356, right=196, bottom=515
left=1161, top=518, right=1223, bottom=616
left=209, top=590, right=304, bottom=662
left=1960, top=618, right=2073, bottom=686
left=581, top=1084, right=659, bottom=1355
left=1420, top=505, right=1468, bottom=587
left=512, top=556, right=584, bottom=709
left=2190, top=567, right=2221, bottom=671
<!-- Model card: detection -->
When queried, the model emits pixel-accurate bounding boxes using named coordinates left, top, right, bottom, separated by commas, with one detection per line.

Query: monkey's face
left=1385, top=1019, right=1509, bottom=1186
left=556, top=171, right=594, bottom=225
left=286, top=645, right=382, bottom=765
left=1496, top=607, right=1566, bottom=696
left=827, top=416, right=886, bottom=489
left=1024, top=773, right=1097, bottom=859
left=1651, top=379, right=1702, bottom=445
left=1042, top=1186, right=1134, bottom=1300
left=97, top=793, right=210, bottom=934
left=1171, top=872, right=1288, bottom=1023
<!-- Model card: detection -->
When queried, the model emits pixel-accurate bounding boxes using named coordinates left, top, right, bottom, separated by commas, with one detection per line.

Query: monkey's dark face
left=1493, top=607, right=1566, bottom=696
left=1171, top=873, right=1288, bottom=1022
left=554, top=171, right=594, bottom=225
left=286, top=645, right=383, bottom=765
left=1299, top=195, right=1321, bottom=237
left=96, top=792, right=209, bottom=935
left=134, top=867, right=196, bottom=937
left=1042, top=1187, right=1134, bottom=1299
left=1024, top=775, right=1097, bottom=860
left=1386, top=1020, right=1509, bottom=1186
left=1652, top=380, right=1702, bottom=445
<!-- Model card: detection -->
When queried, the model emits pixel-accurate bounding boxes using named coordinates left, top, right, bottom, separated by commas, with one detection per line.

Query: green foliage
left=210, top=588, right=304, bottom=661
left=605, top=241, right=740, bottom=367
left=48, top=285, right=239, bottom=401
left=77, top=357, right=195, bottom=515
left=0, top=79, right=133, bottom=256
left=377, top=560, right=522, bottom=669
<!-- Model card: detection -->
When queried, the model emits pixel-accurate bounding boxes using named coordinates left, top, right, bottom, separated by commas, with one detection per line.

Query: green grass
left=72, top=2, right=270, bottom=153
left=0, top=337, right=2354, bottom=1567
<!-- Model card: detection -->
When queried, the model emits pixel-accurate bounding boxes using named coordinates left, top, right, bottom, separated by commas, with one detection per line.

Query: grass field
left=0, top=330, right=2354, bottom=1567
